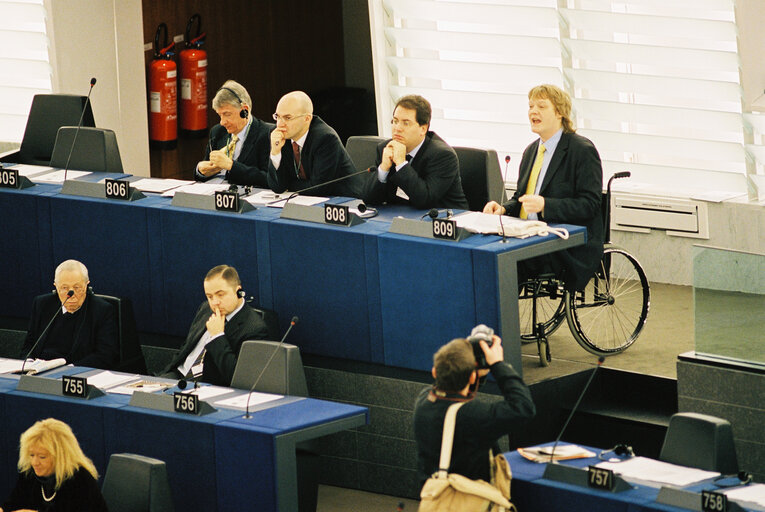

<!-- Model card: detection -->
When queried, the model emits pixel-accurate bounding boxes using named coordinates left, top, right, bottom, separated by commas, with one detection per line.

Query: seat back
left=230, top=340, right=308, bottom=396
left=454, top=146, right=504, bottom=211
left=659, top=412, right=739, bottom=474
left=252, top=306, right=280, bottom=341
left=7, top=94, right=95, bottom=165
left=346, top=135, right=386, bottom=171
left=50, top=126, right=123, bottom=173
left=95, top=293, right=147, bottom=374
left=101, top=453, right=174, bottom=512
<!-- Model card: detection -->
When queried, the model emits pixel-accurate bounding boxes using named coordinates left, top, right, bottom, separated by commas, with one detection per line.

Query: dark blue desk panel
left=0, top=184, right=57, bottom=317
left=102, top=401, right=244, bottom=512
left=218, top=399, right=369, bottom=512
left=0, top=376, right=21, bottom=502
left=268, top=217, right=389, bottom=362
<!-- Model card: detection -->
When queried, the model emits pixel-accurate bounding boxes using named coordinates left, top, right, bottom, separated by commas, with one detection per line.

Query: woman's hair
left=17, top=418, right=98, bottom=490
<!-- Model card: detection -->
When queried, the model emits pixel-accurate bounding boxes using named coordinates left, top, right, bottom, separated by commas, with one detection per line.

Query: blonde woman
left=1, top=418, right=108, bottom=512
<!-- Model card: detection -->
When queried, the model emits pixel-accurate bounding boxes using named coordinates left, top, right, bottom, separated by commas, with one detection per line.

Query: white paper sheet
left=596, top=456, right=719, bottom=488
left=85, top=371, right=140, bottom=389
left=7, top=164, right=54, bottom=176
left=215, top=391, right=283, bottom=409
left=245, top=190, right=328, bottom=208
left=0, top=358, right=23, bottom=374
left=32, top=170, right=91, bottom=183
left=161, top=182, right=229, bottom=197
left=131, top=178, right=193, bottom=193
left=189, top=386, right=232, bottom=400
left=108, top=380, right=173, bottom=395
left=725, top=483, right=765, bottom=508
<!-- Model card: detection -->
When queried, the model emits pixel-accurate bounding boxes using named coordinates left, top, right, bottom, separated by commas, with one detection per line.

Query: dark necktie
left=292, top=141, right=307, bottom=180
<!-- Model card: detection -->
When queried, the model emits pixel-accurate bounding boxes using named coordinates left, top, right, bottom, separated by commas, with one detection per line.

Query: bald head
left=274, top=91, right=314, bottom=140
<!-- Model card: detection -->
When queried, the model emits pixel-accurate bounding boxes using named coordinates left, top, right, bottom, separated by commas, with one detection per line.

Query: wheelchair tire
left=518, top=280, right=566, bottom=344
left=565, top=245, right=650, bottom=355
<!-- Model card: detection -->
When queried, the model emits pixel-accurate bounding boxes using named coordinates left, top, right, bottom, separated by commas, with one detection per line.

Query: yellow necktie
left=226, top=134, right=239, bottom=159
left=520, top=143, right=546, bottom=219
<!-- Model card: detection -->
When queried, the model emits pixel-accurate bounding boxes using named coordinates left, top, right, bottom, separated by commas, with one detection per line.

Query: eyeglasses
left=272, top=113, right=307, bottom=123
left=391, top=118, right=417, bottom=128
left=57, top=284, right=86, bottom=294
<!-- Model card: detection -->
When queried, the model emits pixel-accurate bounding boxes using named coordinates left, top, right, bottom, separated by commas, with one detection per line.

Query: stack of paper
left=596, top=457, right=720, bottom=487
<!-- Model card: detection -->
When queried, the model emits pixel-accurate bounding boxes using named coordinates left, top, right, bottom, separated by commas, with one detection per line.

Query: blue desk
left=0, top=373, right=368, bottom=512
left=505, top=447, right=757, bottom=512
left=0, top=183, right=585, bottom=375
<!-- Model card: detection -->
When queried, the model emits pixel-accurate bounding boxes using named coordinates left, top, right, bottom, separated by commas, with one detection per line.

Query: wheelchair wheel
left=565, top=245, right=650, bottom=355
left=518, top=279, right=566, bottom=344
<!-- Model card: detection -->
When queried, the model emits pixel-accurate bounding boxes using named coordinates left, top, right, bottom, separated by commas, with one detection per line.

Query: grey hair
left=212, top=80, right=251, bottom=111
left=54, top=259, right=89, bottom=283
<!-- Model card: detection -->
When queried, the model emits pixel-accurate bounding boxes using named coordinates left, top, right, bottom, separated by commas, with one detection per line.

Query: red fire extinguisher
left=179, top=14, right=207, bottom=137
left=148, top=23, right=177, bottom=149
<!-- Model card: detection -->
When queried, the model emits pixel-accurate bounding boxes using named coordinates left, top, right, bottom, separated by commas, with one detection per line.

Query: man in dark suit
left=160, top=265, right=269, bottom=387
left=21, top=259, right=119, bottom=369
left=196, top=80, right=273, bottom=187
left=363, top=95, right=468, bottom=210
left=484, top=84, right=603, bottom=290
left=267, top=90, right=361, bottom=197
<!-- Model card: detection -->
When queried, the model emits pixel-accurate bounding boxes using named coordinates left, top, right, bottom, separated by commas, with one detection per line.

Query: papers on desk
left=189, top=385, right=232, bottom=401
left=109, top=379, right=173, bottom=395
left=6, top=164, right=54, bottom=177
left=131, top=178, right=193, bottom=194
left=4, top=358, right=68, bottom=375
left=84, top=371, right=139, bottom=389
left=32, top=170, right=91, bottom=183
left=161, top=182, right=229, bottom=197
left=725, top=483, right=765, bottom=510
left=245, top=189, right=328, bottom=208
left=0, top=358, right=24, bottom=374
left=596, top=456, right=719, bottom=488
left=215, top=391, right=283, bottom=409
left=518, top=444, right=597, bottom=462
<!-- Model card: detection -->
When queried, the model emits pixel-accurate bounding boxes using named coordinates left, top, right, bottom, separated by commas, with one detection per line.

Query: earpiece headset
left=598, top=444, right=635, bottom=461
left=237, top=289, right=246, bottom=298
left=220, top=86, right=249, bottom=119
left=713, top=471, right=753, bottom=488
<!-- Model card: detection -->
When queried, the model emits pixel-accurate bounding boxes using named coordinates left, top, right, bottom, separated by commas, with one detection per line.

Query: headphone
left=237, top=288, right=246, bottom=298
left=421, top=208, right=454, bottom=220
left=713, top=471, right=753, bottom=488
left=220, top=86, right=249, bottom=119
left=598, top=444, right=635, bottom=461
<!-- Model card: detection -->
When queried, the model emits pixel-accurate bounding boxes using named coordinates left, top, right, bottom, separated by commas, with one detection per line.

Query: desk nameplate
left=0, top=167, right=34, bottom=189
left=389, top=216, right=474, bottom=242
left=130, top=390, right=216, bottom=415
left=281, top=202, right=364, bottom=226
left=543, top=463, right=633, bottom=493
left=17, top=374, right=105, bottom=399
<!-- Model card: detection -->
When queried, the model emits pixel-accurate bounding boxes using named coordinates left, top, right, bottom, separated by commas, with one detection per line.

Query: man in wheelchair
left=483, top=84, right=603, bottom=292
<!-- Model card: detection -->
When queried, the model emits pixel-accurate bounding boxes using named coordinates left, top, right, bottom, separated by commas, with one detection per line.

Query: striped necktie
left=520, top=143, right=546, bottom=219
left=226, top=134, right=239, bottom=159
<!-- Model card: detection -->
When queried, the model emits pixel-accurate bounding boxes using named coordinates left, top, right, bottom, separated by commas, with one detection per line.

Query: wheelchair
left=517, top=172, right=650, bottom=366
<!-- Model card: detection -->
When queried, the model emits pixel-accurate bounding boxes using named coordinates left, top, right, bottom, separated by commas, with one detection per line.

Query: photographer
left=413, top=332, right=535, bottom=486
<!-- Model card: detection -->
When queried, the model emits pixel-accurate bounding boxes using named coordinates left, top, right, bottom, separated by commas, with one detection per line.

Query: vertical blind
left=0, top=0, right=51, bottom=144
left=369, top=0, right=752, bottom=194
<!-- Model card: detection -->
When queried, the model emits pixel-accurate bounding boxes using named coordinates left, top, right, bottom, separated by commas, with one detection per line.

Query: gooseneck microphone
left=244, top=316, right=299, bottom=418
left=19, top=290, right=75, bottom=374
left=548, top=356, right=605, bottom=462
left=267, top=167, right=374, bottom=206
left=63, top=77, right=97, bottom=182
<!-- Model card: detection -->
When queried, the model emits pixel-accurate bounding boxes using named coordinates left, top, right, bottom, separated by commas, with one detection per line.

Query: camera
left=467, top=324, right=494, bottom=369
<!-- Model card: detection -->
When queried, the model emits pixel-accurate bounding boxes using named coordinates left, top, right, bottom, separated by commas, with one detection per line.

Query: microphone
left=63, top=77, right=97, bottom=182
left=421, top=208, right=453, bottom=220
left=244, top=316, right=299, bottom=418
left=267, top=167, right=374, bottom=205
left=19, top=290, right=75, bottom=374
left=548, top=356, right=605, bottom=462
left=356, top=202, right=378, bottom=218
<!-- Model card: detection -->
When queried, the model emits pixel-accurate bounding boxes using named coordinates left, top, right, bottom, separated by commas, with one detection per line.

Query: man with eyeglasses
left=268, top=90, right=361, bottom=197
left=20, top=259, right=119, bottom=369
left=363, top=94, right=468, bottom=210
left=196, top=80, right=274, bottom=186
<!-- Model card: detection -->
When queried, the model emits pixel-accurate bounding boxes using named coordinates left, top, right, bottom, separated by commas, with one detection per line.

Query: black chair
left=346, top=135, right=386, bottom=171
left=659, top=412, right=739, bottom=474
left=0, top=94, right=95, bottom=166
left=252, top=306, right=280, bottom=342
left=231, top=340, right=316, bottom=512
left=101, top=453, right=174, bottom=512
left=49, top=126, right=123, bottom=173
left=95, top=293, right=147, bottom=374
left=453, top=146, right=505, bottom=211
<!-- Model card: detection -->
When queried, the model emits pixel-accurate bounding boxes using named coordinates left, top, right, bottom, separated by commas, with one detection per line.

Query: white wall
left=45, top=0, right=150, bottom=176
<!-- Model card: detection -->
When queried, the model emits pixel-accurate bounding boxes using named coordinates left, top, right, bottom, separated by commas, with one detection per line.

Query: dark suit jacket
left=162, top=301, right=270, bottom=387
left=503, top=131, right=603, bottom=290
left=363, top=131, right=469, bottom=210
left=267, top=116, right=361, bottom=197
left=22, top=292, right=119, bottom=370
left=197, top=119, right=274, bottom=187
